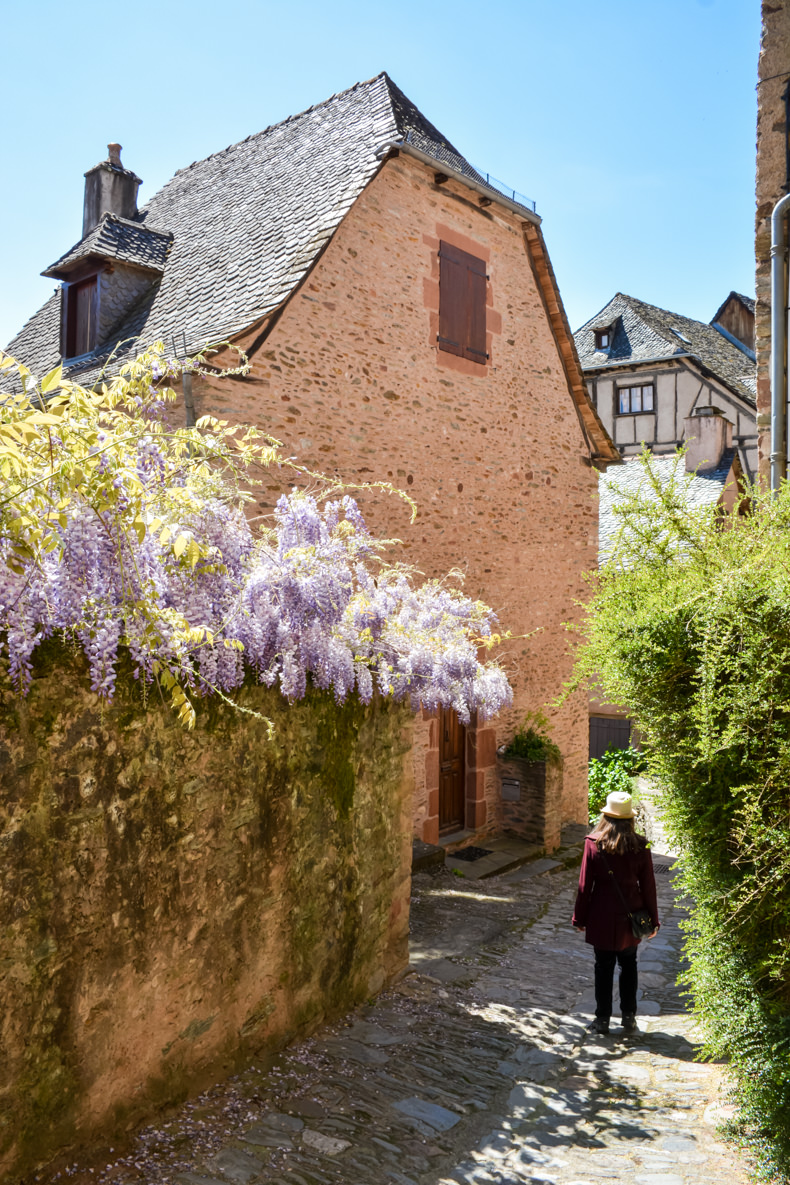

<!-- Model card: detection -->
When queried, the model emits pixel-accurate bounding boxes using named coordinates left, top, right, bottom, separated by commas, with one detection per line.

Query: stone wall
left=189, top=149, right=599, bottom=838
left=0, top=644, right=413, bottom=1181
left=755, top=0, right=790, bottom=480
left=498, top=754, right=563, bottom=851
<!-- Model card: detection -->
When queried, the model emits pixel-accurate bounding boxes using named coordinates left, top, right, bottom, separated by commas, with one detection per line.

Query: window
left=594, top=329, right=611, bottom=350
left=63, top=275, right=98, bottom=359
left=438, top=241, right=488, bottom=364
left=618, top=384, right=655, bottom=414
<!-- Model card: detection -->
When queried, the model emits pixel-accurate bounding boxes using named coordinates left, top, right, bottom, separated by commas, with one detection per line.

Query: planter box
left=498, top=753, right=563, bottom=851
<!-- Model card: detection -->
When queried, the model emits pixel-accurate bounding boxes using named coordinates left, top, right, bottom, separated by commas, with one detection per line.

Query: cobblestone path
left=45, top=841, right=749, bottom=1185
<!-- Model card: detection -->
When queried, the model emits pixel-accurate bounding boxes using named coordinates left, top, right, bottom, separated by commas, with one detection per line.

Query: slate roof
left=575, top=293, right=756, bottom=407
left=710, top=289, right=755, bottom=325
left=42, top=213, right=173, bottom=279
left=598, top=450, right=739, bottom=564
left=6, top=73, right=480, bottom=382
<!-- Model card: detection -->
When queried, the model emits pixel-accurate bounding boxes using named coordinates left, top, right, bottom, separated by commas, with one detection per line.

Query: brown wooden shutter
left=64, top=276, right=98, bottom=358
left=438, top=241, right=488, bottom=364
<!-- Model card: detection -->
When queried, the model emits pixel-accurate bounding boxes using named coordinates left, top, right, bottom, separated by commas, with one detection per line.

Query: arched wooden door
left=439, top=706, right=466, bottom=833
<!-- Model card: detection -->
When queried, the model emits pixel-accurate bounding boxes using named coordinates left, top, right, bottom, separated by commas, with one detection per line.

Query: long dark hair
left=590, top=814, right=644, bottom=855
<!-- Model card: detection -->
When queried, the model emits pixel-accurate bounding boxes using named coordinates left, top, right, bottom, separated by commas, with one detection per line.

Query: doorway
left=439, top=706, right=466, bottom=833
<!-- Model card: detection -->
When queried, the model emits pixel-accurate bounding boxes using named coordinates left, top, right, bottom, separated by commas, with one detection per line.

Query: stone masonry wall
left=190, top=151, right=598, bottom=839
left=755, top=0, right=790, bottom=481
left=0, top=644, right=413, bottom=1181
left=498, top=755, right=563, bottom=851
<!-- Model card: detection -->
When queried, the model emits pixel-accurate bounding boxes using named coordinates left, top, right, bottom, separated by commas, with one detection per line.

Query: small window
left=594, top=329, right=610, bottom=350
left=618, top=384, right=655, bottom=414
left=438, top=241, right=488, bottom=364
left=63, top=275, right=98, bottom=359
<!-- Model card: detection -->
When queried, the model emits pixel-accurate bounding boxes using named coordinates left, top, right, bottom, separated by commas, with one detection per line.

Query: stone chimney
left=683, top=406, right=733, bottom=473
left=82, top=143, right=142, bottom=238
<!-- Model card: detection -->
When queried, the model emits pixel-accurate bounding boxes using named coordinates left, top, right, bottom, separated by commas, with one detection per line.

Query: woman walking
left=572, top=790, right=659, bottom=1035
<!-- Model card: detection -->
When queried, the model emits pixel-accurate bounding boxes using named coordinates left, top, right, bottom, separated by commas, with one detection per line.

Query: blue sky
left=1, top=0, right=759, bottom=349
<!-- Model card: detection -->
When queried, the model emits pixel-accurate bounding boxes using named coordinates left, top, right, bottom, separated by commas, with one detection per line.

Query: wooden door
left=589, top=715, right=631, bottom=760
left=439, top=707, right=466, bottom=833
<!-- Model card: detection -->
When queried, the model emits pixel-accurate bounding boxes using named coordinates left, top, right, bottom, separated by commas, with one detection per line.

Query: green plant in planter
left=502, top=711, right=561, bottom=763
left=588, top=745, right=645, bottom=822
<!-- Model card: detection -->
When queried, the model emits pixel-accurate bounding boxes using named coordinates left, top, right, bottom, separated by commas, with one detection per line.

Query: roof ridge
left=162, top=73, right=390, bottom=188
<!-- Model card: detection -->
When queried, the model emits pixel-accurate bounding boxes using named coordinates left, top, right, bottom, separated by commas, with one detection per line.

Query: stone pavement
left=42, top=832, right=749, bottom=1185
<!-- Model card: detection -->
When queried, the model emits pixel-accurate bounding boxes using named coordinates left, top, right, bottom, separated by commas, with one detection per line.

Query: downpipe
left=770, top=192, right=790, bottom=492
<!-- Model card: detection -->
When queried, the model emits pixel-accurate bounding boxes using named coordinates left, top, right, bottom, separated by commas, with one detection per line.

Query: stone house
left=8, top=73, right=618, bottom=849
left=574, top=291, right=757, bottom=478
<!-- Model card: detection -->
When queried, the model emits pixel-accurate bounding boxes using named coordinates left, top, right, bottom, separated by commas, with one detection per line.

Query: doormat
left=653, top=863, right=671, bottom=875
left=450, top=846, right=493, bottom=862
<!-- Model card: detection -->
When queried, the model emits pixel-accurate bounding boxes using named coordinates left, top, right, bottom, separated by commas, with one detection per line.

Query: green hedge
left=576, top=454, right=790, bottom=1181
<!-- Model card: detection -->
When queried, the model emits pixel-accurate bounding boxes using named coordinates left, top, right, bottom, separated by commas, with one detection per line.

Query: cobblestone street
left=44, top=831, right=749, bottom=1185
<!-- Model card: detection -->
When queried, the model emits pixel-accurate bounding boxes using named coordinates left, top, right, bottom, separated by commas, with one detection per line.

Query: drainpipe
left=183, top=371, right=196, bottom=428
left=770, top=192, right=790, bottom=491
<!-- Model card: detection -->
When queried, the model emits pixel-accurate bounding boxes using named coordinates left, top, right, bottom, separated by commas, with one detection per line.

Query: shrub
left=502, top=711, right=561, bottom=763
left=575, top=450, right=790, bottom=1181
left=588, top=746, right=644, bottom=822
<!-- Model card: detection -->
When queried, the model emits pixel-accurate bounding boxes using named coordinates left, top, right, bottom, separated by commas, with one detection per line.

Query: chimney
left=683, top=406, right=733, bottom=473
left=82, top=143, right=142, bottom=238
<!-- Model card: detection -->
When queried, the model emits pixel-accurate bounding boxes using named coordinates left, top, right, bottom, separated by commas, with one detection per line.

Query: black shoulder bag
left=599, top=848, right=654, bottom=939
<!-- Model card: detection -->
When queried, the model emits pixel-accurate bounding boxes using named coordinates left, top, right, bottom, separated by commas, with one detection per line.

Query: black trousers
left=594, top=946, right=638, bottom=1019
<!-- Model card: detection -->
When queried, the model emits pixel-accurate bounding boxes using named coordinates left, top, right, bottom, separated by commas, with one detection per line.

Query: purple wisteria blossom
left=0, top=484, right=511, bottom=722
left=0, top=345, right=512, bottom=724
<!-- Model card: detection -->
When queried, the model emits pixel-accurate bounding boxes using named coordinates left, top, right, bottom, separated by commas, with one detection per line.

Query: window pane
left=619, top=388, right=630, bottom=414
left=642, top=385, right=654, bottom=411
left=631, top=388, right=642, bottom=412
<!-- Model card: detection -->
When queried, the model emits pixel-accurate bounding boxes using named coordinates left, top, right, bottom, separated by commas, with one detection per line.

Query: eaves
left=582, top=351, right=756, bottom=411
left=375, top=140, right=542, bottom=227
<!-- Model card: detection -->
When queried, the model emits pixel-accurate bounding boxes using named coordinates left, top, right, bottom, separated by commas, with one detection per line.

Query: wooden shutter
left=438, top=242, right=488, bottom=364
left=64, top=275, right=98, bottom=358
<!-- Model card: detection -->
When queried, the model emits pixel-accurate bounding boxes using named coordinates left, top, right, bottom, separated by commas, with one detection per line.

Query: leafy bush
left=575, top=450, right=790, bottom=1181
left=502, top=711, right=561, bottom=762
left=0, top=347, right=512, bottom=728
left=588, top=746, right=644, bottom=821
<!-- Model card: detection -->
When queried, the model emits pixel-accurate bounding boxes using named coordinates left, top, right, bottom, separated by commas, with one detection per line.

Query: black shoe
left=622, top=1013, right=637, bottom=1033
left=591, top=1017, right=610, bottom=1035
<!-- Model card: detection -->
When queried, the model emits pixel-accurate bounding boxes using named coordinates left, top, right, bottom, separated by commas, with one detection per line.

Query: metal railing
left=402, top=130, right=537, bottom=214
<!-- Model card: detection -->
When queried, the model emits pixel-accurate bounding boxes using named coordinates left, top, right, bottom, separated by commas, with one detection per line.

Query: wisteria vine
left=0, top=345, right=512, bottom=727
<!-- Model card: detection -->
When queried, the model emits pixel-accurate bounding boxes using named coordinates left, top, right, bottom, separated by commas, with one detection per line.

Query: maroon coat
left=572, top=835, right=659, bottom=951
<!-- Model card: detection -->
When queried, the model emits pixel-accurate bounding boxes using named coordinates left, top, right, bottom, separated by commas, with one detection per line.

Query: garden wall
left=0, top=644, right=413, bottom=1181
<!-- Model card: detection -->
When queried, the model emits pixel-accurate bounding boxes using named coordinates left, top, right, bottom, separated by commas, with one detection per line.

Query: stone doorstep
left=411, top=839, right=446, bottom=874
left=441, top=822, right=588, bottom=880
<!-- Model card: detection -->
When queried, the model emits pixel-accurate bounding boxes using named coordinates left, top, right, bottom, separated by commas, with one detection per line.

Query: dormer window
left=594, top=329, right=611, bottom=350
left=63, top=273, right=99, bottom=359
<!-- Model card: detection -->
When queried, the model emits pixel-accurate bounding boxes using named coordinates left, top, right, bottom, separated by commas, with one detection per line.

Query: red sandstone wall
left=193, top=152, right=598, bottom=839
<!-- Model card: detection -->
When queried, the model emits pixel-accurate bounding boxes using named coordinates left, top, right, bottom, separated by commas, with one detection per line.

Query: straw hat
left=602, top=791, right=635, bottom=819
